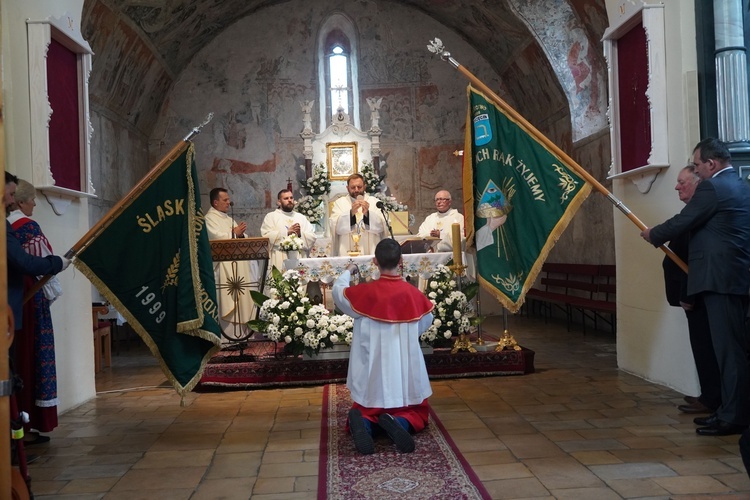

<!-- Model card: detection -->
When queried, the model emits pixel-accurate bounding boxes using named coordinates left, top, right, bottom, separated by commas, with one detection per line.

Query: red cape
left=343, top=274, right=434, bottom=322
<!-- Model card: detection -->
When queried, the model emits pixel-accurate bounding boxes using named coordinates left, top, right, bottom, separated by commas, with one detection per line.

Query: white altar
left=286, top=252, right=469, bottom=284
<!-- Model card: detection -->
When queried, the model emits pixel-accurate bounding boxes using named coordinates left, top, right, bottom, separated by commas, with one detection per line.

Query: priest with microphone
left=205, top=187, right=258, bottom=339
left=329, top=173, right=387, bottom=256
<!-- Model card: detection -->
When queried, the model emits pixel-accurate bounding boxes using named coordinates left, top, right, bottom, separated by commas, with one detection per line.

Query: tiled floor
left=23, top=315, right=750, bottom=499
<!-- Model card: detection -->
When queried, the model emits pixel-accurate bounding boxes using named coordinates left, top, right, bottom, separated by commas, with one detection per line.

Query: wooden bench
left=526, top=263, right=616, bottom=333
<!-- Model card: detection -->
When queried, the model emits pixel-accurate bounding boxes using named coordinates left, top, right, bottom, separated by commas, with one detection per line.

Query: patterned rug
left=319, top=384, right=491, bottom=499
left=198, top=340, right=534, bottom=389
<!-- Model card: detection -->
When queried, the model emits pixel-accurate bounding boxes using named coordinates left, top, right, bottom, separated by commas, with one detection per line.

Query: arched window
left=317, top=14, right=359, bottom=130
left=328, top=39, right=350, bottom=116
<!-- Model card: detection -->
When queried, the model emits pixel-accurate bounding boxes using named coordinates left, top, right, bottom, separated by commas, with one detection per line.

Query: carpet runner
left=198, top=341, right=534, bottom=389
left=319, top=384, right=491, bottom=499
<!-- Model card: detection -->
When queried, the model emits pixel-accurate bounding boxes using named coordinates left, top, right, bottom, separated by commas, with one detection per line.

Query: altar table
left=287, top=252, right=467, bottom=284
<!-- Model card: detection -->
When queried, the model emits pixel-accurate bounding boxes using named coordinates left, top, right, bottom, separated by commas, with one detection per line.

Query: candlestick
left=451, top=223, right=462, bottom=266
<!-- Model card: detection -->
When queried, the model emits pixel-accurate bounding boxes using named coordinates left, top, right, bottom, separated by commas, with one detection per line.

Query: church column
left=714, top=0, right=750, bottom=149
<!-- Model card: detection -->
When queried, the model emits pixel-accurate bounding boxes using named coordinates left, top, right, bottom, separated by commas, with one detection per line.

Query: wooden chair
left=92, top=305, right=111, bottom=373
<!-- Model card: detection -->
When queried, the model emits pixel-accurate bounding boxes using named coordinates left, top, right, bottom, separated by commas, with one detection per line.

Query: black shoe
left=694, top=414, right=718, bottom=426
left=684, top=395, right=699, bottom=405
left=348, top=409, right=374, bottom=455
left=377, top=413, right=415, bottom=453
left=696, top=420, right=748, bottom=436
left=24, top=434, right=50, bottom=446
left=678, top=401, right=713, bottom=414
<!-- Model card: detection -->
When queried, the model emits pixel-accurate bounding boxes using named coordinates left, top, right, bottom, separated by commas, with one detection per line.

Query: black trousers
left=703, top=292, right=750, bottom=425
left=685, top=298, right=721, bottom=410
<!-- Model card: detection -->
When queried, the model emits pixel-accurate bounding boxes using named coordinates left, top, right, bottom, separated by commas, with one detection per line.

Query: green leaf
left=247, top=319, right=269, bottom=332
left=469, top=315, right=485, bottom=326
left=464, top=282, right=480, bottom=300
left=271, top=266, right=284, bottom=281
left=251, top=290, right=270, bottom=307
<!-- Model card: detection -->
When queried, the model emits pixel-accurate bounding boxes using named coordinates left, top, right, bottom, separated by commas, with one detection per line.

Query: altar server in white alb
left=333, top=239, right=435, bottom=455
left=205, top=187, right=259, bottom=333
left=329, top=173, right=387, bottom=256
left=260, top=189, right=316, bottom=272
left=417, top=189, right=465, bottom=252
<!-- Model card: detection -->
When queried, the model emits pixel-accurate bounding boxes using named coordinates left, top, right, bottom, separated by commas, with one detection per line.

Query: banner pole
left=23, top=114, right=214, bottom=304
left=427, top=39, right=687, bottom=274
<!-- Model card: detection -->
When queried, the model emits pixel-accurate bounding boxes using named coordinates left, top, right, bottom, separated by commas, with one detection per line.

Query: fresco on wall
left=85, top=0, right=612, bottom=264
left=418, top=145, right=463, bottom=207
left=84, top=1, right=173, bottom=133
left=507, top=0, right=608, bottom=140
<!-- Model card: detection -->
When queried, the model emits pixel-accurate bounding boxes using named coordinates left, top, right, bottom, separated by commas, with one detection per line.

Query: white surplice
left=329, top=194, right=387, bottom=256
left=204, top=207, right=259, bottom=328
left=417, top=208, right=465, bottom=252
left=260, top=208, right=316, bottom=273
left=332, top=271, right=434, bottom=409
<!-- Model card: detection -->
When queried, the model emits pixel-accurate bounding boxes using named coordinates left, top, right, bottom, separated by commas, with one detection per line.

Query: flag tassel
left=427, top=38, right=686, bottom=274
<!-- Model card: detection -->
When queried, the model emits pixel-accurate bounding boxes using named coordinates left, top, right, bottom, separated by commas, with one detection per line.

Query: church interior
left=4, top=0, right=750, bottom=497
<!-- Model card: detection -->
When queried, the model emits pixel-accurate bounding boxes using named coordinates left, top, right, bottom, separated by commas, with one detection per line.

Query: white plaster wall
left=1, top=0, right=95, bottom=412
left=607, top=0, right=702, bottom=395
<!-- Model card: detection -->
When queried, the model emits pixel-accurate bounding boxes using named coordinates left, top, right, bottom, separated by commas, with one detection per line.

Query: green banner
left=75, top=143, right=221, bottom=396
left=463, top=87, right=591, bottom=312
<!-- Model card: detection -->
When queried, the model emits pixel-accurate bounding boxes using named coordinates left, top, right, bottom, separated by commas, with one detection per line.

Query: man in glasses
left=417, top=190, right=464, bottom=252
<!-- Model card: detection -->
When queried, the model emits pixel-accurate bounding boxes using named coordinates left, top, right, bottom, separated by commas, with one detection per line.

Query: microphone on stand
left=376, top=201, right=395, bottom=240
left=230, top=201, right=236, bottom=239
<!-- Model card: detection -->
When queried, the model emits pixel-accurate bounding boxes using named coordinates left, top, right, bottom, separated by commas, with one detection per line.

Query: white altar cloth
left=287, top=252, right=467, bottom=284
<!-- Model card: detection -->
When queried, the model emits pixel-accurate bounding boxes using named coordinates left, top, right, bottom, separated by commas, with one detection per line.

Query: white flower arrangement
left=420, top=264, right=481, bottom=347
left=249, top=268, right=353, bottom=356
left=374, top=192, right=408, bottom=212
left=360, top=161, right=385, bottom=194
left=279, top=233, right=304, bottom=252
left=296, top=163, right=330, bottom=225
left=294, top=195, right=325, bottom=224
left=300, top=163, right=331, bottom=197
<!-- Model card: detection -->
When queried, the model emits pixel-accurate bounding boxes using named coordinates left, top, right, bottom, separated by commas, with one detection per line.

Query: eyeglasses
left=434, top=198, right=451, bottom=202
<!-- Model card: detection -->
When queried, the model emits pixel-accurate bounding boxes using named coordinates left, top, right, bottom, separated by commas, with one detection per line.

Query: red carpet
left=319, top=384, right=491, bottom=499
left=198, top=341, right=534, bottom=389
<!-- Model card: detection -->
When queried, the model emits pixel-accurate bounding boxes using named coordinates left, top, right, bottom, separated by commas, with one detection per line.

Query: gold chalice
left=348, top=232, right=361, bottom=256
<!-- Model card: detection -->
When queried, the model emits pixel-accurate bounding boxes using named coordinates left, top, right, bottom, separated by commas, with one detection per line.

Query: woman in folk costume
left=333, top=238, right=434, bottom=454
left=7, top=179, right=64, bottom=443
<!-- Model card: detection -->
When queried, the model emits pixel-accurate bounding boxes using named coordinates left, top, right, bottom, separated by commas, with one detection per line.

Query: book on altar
left=399, top=237, right=438, bottom=254
left=390, top=211, right=410, bottom=235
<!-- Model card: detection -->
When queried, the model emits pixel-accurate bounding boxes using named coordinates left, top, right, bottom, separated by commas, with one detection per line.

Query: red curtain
left=46, top=39, right=81, bottom=191
left=617, top=22, right=651, bottom=173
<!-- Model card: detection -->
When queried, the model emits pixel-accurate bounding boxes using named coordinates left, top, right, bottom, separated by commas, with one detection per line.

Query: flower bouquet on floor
left=420, top=263, right=482, bottom=348
left=249, top=267, right=353, bottom=356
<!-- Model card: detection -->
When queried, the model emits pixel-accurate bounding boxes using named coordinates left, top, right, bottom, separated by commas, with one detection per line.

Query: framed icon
left=327, top=142, right=358, bottom=180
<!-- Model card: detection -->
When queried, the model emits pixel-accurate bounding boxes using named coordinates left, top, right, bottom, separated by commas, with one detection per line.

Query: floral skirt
left=15, top=279, right=58, bottom=433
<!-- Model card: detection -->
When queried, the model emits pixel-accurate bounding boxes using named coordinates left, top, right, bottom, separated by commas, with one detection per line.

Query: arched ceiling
left=82, top=0, right=609, bottom=137
left=105, top=0, right=542, bottom=77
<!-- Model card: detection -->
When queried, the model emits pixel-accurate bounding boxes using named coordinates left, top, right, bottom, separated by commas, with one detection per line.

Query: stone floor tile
left=653, top=474, right=733, bottom=495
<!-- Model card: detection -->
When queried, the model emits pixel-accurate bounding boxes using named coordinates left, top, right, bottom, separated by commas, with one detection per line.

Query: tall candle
left=451, top=223, right=462, bottom=267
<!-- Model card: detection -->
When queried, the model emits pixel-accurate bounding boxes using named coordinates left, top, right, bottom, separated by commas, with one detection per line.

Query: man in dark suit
left=642, top=138, right=750, bottom=436
left=661, top=166, right=721, bottom=414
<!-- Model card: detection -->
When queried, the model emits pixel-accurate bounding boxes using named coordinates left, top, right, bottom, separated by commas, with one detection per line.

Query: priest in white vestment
left=205, top=188, right=259, bottom=336
left=260, top=189, right=316, bottom=272
left=333, top=239, right=434, bottom=455
left=417, top=190, right=465, bottom=252
left=329, top=173, right=387, bottom=256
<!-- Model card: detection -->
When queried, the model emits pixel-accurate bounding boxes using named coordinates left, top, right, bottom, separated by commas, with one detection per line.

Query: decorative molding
left=39, top=185, right=95, bottom=215
left=607, top=164, right=666, bottom=193
left=27, top=13, right=95, bottom=205
left=603, top=3, right=669, bottom=193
